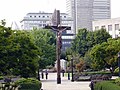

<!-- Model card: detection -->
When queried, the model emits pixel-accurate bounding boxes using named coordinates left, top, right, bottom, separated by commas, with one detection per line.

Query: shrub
left=0, top=76, right=3, bottom=80
left=85, top=71, right=111, bottom=75
left=94, top=81, right=120, bottom=90
left=15, top=78, right=42, bottom=90
left=114, top=67, right=119, bottom=73
left=115, top=78, right=120, bottom=86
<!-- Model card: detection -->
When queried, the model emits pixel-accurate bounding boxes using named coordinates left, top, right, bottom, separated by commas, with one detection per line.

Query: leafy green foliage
left=71, top=28, right=111, bottom=57
left=93, top=28, right=111, bottom=44
left=115, top=78, right=120, bottom=86
left=0, top=24, right=40, bottom=77
left=60, top=51, right=66, bottom=59
left=30, top=29, right=56, bottom=69
left=15, top=78, right=42, bottom=90
left=71, top=28, right=89, bottom=56
left=94, top=81, right=120, bottom=90
left=11, top=31, right=40, bottom=77
left=0, top=19, right=6, bottom=26
left=89, top=38, right=120, bottom=71
left=70, top=28, right=111, bottom=71
left=114, top=67, right=119, bottom=74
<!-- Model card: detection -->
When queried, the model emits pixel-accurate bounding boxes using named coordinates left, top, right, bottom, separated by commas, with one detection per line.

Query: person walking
left=90, top=80, right=94, bottom=90
left=45, top=69, right=48, bottom=79
left=41, top=71, right=44, bottom=79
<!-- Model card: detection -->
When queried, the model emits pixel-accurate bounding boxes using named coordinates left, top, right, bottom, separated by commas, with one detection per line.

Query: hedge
left=94, top=81, right=120, bottom=90
left=15, top=78, right=42, bottom=90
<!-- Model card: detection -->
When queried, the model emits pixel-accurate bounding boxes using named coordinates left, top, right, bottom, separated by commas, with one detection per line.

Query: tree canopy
left=89, top=38, right=120, bottom=71
left=71, top=28, right=111, bottom=57
left=0, top=25, right=40, bottom=77
left=30, top=29, right=56, bottom=69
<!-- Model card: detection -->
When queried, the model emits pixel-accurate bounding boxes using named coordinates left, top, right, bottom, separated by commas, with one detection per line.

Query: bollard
left=62, top=70, right=65, bottom=77
left=68, top=72, right=70, bottom=80
left=41, top=71, right=44, bottom=79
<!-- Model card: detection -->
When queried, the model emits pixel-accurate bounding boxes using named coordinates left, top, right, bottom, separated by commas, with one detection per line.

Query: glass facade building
left=66, top=0, right=111, bottom=32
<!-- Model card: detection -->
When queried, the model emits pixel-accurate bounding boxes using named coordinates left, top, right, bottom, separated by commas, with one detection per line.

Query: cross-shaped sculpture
left=44, top=9, right=71, bottom=84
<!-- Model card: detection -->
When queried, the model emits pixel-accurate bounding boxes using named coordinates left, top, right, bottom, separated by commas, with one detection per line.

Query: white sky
left=0, top=0, right=119, bottom=27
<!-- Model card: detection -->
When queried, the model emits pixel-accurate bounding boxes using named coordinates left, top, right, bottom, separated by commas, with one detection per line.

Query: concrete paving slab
left=41, top=73, right=91, bottom=90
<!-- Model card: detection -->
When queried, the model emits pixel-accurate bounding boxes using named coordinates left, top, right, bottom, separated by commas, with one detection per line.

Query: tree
left=0, top=25, right=14, bottom=75
left=0, top=24, right=40, bottom=77
left=93, top=28, right=112, bottom=44
left=30, top=29, right=56, bottom=69
left=60, top=51, right=66, bottom=59
left=76, top=59, right=85, bottom=73
left=0, top=19, right=6, bottom=26
left=11, top=30, right=40, bottom=77
left=89, top=38, right=120, bottom=72
left=71, top=28, right=89, bottom=56
left=71, top=28, right=111, bottom=57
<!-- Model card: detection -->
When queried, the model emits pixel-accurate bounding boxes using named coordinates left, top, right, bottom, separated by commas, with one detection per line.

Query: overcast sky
left=0, top=0, right=119, bottom=26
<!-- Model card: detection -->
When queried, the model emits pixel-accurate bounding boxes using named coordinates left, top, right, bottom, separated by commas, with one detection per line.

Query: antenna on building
left=11, top=21, right=20, bottom=30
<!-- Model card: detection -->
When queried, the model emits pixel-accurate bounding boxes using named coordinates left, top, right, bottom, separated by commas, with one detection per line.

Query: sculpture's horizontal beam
left=44, top=25, right=71, bottom=30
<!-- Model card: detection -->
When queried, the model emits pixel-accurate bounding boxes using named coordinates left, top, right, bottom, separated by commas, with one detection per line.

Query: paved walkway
left=41, top=73, right=91, bottom=90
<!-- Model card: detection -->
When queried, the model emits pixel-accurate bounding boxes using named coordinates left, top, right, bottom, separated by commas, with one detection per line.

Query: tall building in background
left=66, top=0, right=111, bottom=33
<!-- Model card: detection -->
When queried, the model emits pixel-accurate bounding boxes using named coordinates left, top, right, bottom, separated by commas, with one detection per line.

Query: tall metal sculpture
left=45, top=9, right=71, bottom=84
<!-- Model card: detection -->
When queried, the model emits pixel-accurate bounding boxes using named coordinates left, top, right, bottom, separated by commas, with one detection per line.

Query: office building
left=66, top=0, right=111, bottom=33
left=93, top=17, right=120, bottom=38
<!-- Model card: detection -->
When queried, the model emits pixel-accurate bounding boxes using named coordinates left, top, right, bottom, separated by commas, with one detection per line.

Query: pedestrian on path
left=89, top=80, right=94, bottom=90
left=41, top=71, right=44, bottom=79
left=45, top=69, right=48, bottom=79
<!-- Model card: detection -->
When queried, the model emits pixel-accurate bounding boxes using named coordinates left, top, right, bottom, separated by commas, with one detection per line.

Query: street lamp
left=66, top=57, right=70, bottom=80
left=37, top=69, right=40, bottom=81
left=71, top=57, right=74, bottom=82
left=118, top=52, right=120, bottom=77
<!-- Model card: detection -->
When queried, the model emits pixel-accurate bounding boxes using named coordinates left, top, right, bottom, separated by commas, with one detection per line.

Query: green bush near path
left=84, top=71, right=111, bottom=75
left=115, top=78, right=120, bottom=86
left=0, top=76, right=3, bottom=80
left=15, top=78, right=42, bottom=90
left=94, top=81, right=120, bottom=90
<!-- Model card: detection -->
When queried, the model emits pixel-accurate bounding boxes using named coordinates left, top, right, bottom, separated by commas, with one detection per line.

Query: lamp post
left=66, top=57, right=70, bottom=80
left=37, top=69, right=40, bottom=81
left=118, top=52, right=120, bottom=77
left=71, top=57, right=74, bottom=82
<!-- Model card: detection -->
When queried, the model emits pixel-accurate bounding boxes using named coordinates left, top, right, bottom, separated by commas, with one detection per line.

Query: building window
left=30, top=16, right=32, bottom=17
left=42, top=16, right=45, bottom=18
left=101, top=25, right=106, bottom=29
left=39, top=24, right=42, bottom=27
left=43, top=21, right=46, bottom=23
left=108, top=25, right=112, bottom=31
left=115, top=24, right=119, bottom=30
left=47, top=16, right=49, bottom=18
left=34, top=16, right=36, bottom=17
left=39, top=16, right=41, bottom=17
left=64, top=16, right=66, bottom=18
left=95, top=26, right=99, bottom=30
left=43, top=24, right=46, bottom=26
